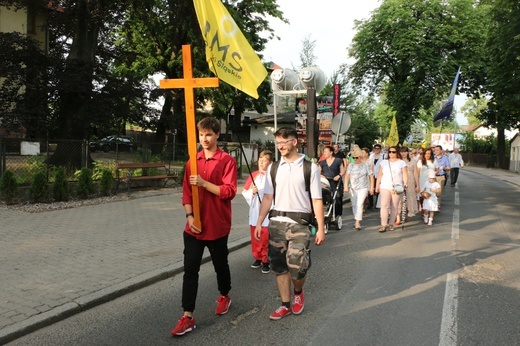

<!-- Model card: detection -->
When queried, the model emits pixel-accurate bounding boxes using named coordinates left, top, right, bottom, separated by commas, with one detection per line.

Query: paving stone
left=0, top=186, right=251, bottom=341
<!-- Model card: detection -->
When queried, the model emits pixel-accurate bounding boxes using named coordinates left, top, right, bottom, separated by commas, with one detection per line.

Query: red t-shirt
left=182, top=147, right=237, bottom=240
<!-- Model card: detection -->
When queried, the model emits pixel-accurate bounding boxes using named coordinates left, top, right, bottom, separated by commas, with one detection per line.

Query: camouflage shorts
left=268, top=220, right=312, bottom=280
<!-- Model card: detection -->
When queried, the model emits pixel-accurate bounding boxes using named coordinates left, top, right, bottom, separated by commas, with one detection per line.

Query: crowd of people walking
left=338, top=142, right=462, bottom=230
left=172, top=118, right=463, bottom=337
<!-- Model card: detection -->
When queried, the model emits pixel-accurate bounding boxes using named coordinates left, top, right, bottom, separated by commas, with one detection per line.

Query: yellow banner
left=193, top=0, right=267, bottom=99
left=386, top=115, right=399, bottom=146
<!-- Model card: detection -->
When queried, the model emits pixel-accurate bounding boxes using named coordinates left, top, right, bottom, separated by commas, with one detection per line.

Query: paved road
left=1, top=166, right=519, bottom=344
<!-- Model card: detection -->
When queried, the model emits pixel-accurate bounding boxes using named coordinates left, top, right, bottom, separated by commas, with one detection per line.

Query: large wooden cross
left=160, top=45, right=219, bottom=230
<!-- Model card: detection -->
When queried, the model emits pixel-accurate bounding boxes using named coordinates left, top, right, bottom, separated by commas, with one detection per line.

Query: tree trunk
left=52, top=0, right=102, bottom=169
left=47, top=140, right=92, bottom=169
left=497, top=127, right=506, bottom=169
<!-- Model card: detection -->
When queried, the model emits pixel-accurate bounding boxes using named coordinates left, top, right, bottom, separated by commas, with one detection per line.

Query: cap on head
left=428, top=170, right=436, bottom=179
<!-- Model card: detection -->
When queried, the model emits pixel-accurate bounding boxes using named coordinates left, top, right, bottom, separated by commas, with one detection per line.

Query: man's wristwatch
left=185, top=212, right=194, bottom=218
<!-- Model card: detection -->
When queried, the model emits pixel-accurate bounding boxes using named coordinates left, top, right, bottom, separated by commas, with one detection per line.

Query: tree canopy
left=348, top=0, right=488, bottom=142
left=1, top=0, right=285, bottom=145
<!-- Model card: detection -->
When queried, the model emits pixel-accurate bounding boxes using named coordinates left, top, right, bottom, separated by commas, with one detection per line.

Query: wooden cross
left=160, top=45, right=219, bottom=230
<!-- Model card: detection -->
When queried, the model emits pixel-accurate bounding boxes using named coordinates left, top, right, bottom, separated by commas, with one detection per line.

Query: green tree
left=0, top=30, right=49, bottom=138
left=348, top=0, right=487, bottom=143
left=2, top=0, right=285, bottom=164
left=114, top=0, right=285, bottom=149
left=460, top=97, right=487, bottom=127
left=479, top=0, right=520, bottom=168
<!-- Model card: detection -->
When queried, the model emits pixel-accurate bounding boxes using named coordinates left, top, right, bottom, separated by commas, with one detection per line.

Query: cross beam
left=160, top=45, right=219, bottom=230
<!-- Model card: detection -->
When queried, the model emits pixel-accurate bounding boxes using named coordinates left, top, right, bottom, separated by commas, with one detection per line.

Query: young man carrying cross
left=171, top=117, right=237, bottom=336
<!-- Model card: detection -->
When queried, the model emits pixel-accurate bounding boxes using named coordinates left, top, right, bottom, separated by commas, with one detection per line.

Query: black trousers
left=182, top=232, right=231, bottom=312
left=450, top=168, right=460, bottom=185
left=327, top=178, right=343, bottom=216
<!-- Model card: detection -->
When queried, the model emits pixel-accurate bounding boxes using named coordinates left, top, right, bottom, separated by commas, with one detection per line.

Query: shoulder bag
left=389, top=161, right=404, bottom=194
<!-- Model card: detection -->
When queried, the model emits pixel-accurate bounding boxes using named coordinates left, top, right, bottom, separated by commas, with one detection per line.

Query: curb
left=0, top=237, right=251, bottom=344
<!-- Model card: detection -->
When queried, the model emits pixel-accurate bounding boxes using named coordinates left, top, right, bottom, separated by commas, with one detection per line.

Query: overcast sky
left=262, top=0, right=381, bottom=78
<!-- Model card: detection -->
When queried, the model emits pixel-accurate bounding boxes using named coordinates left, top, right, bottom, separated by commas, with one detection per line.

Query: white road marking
left=440, top=190, right=460, bottom=345
left=439, top=272, right=459, bottom=346
left=451, top=209, right=459, bottom=241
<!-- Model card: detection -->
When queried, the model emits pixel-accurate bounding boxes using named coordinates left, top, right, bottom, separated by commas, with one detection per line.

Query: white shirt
left=449, top=153, right=464, bottom=168
left=242, top=172, right=271, bottom=227
left=264, top=154, right=322, bottom=223
left=379, top=159, right=407, bottom=190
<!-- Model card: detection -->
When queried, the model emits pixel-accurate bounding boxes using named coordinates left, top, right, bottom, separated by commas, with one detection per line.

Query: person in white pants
left=344, top=147, right=374, bottom=230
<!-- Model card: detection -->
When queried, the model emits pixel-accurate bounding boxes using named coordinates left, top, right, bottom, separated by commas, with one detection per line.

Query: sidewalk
left=1, top=166, right=518, bottom=344
left=463, top=165, right=520, bottom=187
left=0, top=185, right=252, bottom=344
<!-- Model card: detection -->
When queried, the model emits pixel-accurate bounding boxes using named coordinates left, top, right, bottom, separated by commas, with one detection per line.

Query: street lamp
left=270, top=67, right=325, bottom=159
left=298, top=67, right=326, bottom=93
left=299, top=67, right=325, bottom=159
left=270, top=68, right=301, bottom=91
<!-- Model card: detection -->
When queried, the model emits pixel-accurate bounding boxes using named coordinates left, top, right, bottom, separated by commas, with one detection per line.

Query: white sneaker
left=428, top=218, right=433, bottom=226
left=423, top=215, right=429, bottom=224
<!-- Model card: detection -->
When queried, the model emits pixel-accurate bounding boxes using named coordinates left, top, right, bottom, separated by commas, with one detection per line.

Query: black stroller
left=321, top=177, right=343, bottom=233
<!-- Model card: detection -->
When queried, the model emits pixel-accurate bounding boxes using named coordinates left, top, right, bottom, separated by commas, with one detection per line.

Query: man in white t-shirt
left=255, top=127, right=325, bottom=321
left=368, top=143, right=384, bottom=208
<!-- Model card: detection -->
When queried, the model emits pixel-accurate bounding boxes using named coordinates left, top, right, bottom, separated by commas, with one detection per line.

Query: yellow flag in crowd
left=193, top=0, right=267, bottom=99
left=386, top=114, right=399, bottom=146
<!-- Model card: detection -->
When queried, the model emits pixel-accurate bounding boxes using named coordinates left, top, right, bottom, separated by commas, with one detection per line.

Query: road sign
left=331, top=111, right=351, bottom=135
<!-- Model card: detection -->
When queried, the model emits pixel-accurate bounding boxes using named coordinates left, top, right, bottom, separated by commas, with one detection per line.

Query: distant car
left=89, top=136, right=136, bottom=152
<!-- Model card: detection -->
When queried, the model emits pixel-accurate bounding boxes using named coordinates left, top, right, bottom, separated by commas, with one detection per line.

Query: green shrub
left=91, top=160, right=116, bottom=180
left=53, top=166, right=70, bottom=201
left=76, top=168, right=94, bottom=199
left=0, top=170, right=18, bottom=205
left=29, top=170, right=48, bottom=203
left=99, top=168, right=114, bottom=196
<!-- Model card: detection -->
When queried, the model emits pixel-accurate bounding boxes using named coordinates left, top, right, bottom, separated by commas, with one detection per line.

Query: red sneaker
left=215, top=295, right=231, bottom=315
left=171, top=315, right=196, bottom=336
left=269, top=305, right=292, bottom=320
left=292, top=291, right=305, bottom=315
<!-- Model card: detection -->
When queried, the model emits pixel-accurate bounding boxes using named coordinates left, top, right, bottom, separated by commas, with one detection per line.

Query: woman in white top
left=344, top=148, right=374, bottom=230
left=397, top=147, right=420, bottom=223
left=375, top=146, right=408, bottom=232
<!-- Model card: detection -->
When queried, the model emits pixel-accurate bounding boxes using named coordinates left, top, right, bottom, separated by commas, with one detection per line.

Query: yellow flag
left=386, top=115, right=399, bottom=146
left=193, top=0, right=267, bottom=99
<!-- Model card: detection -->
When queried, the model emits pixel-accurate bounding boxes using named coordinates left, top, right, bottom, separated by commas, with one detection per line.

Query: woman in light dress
left=417, top=148, right=438, bottom=217
left=395, top=147, right=419, bottom=224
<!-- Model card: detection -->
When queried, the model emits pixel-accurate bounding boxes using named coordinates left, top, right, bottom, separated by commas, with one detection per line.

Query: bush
left=76, top=168, right=94, bottom=199
left=53, top=166, right=70, bottom=201
left=99, top=168, right=114, bottom=196
left=30, top=170, right=48, bottom=203
left=0, top=170, right=18, bottom=205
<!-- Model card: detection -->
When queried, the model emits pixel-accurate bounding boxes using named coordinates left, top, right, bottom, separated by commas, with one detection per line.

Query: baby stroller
left=321, top=177, right=343, bottom=233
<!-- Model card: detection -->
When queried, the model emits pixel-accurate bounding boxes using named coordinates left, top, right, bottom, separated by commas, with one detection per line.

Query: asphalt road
left=8, top=169, right=520, bottom=345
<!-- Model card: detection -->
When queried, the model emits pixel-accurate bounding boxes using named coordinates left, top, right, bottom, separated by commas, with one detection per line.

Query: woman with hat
left=344, top=147, right=374, bottom=230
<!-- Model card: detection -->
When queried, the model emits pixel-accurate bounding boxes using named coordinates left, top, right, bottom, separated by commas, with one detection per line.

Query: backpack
left=269, top=158, right=315, bottom=223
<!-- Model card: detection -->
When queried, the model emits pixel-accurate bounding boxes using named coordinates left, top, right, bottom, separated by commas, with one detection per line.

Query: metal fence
left=0, top=137, right=261, bottom=186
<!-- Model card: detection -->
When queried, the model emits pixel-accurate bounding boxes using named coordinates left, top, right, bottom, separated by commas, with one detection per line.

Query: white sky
left=262, top=0, right=382, bottom=78
left=262, top=0, right=468, bottom=124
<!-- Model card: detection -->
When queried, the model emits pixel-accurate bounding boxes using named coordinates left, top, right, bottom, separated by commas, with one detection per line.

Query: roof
left=510, top=132, right=520, bottom=144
